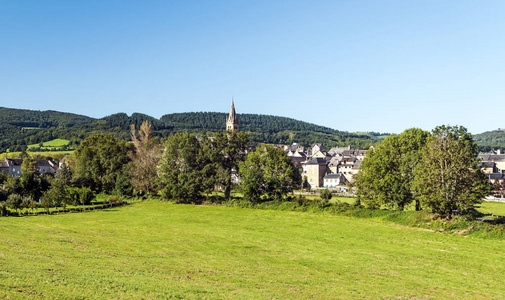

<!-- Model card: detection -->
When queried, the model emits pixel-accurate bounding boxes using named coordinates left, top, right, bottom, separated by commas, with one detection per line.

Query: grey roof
left=35, top=159, right=52, bottom=167
left=8, top=159, right=23, bottom=166
left=304, top=157, right=327, bottom=165
left=479, top=161, right=495, bottom=168
left=487, top=173, right=505, bottom=180
left=324, top=173, right=344, bottom=179
left=328, top=146, right=352, bottom=155
left=479, top=154, right=505, bottom=162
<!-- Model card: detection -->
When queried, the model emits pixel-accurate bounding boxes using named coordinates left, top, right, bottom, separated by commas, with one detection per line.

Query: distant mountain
left=0, top=107, right=382, bottom=153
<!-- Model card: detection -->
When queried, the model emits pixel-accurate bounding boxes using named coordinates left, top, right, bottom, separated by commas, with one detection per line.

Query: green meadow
left=1, top=201, right=505, bottom=299
left=27, top=139, right=71, bottom=151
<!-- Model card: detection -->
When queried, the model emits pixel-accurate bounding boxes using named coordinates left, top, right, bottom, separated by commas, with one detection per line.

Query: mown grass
left=27, top=139, right=70, bottom=150
left=1, top=201, right=505, bottom=299
left=475, top=201, right=505, bottom=216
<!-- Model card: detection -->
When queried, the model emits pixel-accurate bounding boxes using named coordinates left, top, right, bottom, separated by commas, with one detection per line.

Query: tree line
left=355, top=126, right=491, bottom=219
left=0, top=121, right=302, bottom=215
left=0, top=108, right=380, bottom=153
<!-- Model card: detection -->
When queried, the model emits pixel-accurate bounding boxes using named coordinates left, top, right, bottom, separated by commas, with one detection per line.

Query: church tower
left=226, top=98, right=239, bottom=131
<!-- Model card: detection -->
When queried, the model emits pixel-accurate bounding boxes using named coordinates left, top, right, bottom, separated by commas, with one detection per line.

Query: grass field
left=0, top=151, right=72, bottom=161
left=1, top=201, right=505, bottom=299
left=475, top=201, right=505, bottom=216
left=27, top=139, right=71, bottom=151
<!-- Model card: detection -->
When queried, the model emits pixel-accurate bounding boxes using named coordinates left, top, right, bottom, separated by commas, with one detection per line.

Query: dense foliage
left=413, top=126, right=491, bottom=219
left=158, top=133, right=208, bottom=202
left=474, top=129, right=505, bottom=152
left=0, top=107, right=380, bottom=153
left=73, top=133, right=134, bottom=193
left=356, top=126, right=492, bottom=219
left=355, top=128, right=430, bottom=210
left=239, top=145, right=301, bottom=203
left=158, top=131, right=249, bottom=202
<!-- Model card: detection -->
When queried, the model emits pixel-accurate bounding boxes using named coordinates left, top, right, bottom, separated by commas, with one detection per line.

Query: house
left=311, top=150, right=332, bottom=162
left=486, top=173, right=505, bottom=184
left=479, top=161, right=497, bottom=174
left=328, top=146, right=352, bottom=156
left=288, top=151, right=307, bottom=170
left=302, top=158, right=327, bottom=188
left=0, top=158, right=58, bottom=177
left=479, top=153, right=505, bottom=173
left=323, top=173, right=346, bottom=188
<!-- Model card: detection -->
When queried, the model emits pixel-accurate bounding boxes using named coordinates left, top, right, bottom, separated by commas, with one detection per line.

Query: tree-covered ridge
left=0, top=108, right=382, bottom=152
left=0, top=107, right=93, bottom=128
left=474, top=129, right=505, bottom=152
left=160, top=112, right=379, bottom=148
left=162, top=112, right=340, bottom=134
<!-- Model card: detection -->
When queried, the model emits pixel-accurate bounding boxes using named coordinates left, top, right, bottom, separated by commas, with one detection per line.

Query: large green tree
left=239, top=145, right=301, bottom=203
left=355, top=128, right=430, bottom=210
left=158, top=133, right=206, bottom=202
left=208, top=131, right=249, bottom=199
left=413, top=126, right=491, bottom=219
left=73, top=133, right=133, bottom=193
left=42, top=163, right=73, bottom=211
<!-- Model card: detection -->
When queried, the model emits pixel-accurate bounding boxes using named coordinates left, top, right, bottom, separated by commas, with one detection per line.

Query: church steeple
left=226, top=98, right=239, bottom=131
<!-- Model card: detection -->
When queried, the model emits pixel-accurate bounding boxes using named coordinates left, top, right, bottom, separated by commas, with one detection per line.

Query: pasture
left=27, top=139, right=71, bottom=151
left=1, top=201, right=504, bottom=299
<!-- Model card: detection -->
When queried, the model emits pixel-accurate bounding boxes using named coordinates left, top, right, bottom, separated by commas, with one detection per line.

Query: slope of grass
left=28, top=139, right=70, bottom=149
left=1, top=201, right=505, bottom=299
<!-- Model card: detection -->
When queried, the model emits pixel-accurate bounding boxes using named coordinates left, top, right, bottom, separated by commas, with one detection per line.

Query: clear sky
left=1, top=1, right=503, bottom=134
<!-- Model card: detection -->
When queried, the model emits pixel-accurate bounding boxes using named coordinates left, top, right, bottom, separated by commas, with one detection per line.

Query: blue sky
left=0, top=1, right=503, bottom=134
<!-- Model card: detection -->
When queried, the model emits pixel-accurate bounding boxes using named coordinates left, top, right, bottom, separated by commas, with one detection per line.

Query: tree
left=6, top=194, right=23, bottom=215
left=78, top=187, right=95, bottom=207
left=413, top=126, right=491, bottom=219
left=239, top=145, right=301, bottom=203
left=129, top=121, right=162, bottom=196
left=115, top=170, right=133, bottom=197
left=21, top=156, right=38, bottom=174
left=206, top=131, right=249, bottom=199
left=355, top=128, right=430, bottom=210
left=74, top=133, right=133, bottom=193
left=20, top=171, right=48, bottom=201
left=21, top=196, right=34, bottom=215
left=158, top=133, right=205, bottom=202
left=43, top=163, right=72, bottom=212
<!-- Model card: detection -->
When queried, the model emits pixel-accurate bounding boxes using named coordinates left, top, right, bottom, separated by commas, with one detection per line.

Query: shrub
left=320, top=189, right=332, bottom=202
left=0, top=202, right=8, bottom=216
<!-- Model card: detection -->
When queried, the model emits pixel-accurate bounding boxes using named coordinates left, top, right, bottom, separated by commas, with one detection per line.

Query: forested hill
left=0, top=107, right=379, bottom=152
left=162, top=112, right=338, bottom=134
left=474, top=129, right=505, bottom=152
left=161, top=112, right=378, bottom=149
left=0, top=107, right=93, bottom=128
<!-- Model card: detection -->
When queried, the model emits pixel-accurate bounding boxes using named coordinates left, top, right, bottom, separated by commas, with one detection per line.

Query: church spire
left=226, top=98, right=239, bottom=131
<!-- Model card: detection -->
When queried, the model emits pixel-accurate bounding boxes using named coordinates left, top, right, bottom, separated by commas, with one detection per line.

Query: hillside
left=161, top=112, right=378, bottom=148
left=2, top=107, right=504, bottom=153
left=0, top=107, right=96, bottom=152
left=0, top=108, right=380, bottom=152
left=474, top=129, right=505, bottom=152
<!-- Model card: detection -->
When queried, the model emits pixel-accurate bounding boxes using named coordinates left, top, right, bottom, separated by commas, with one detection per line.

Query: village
left=2, top=140, right=504, bottom=197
